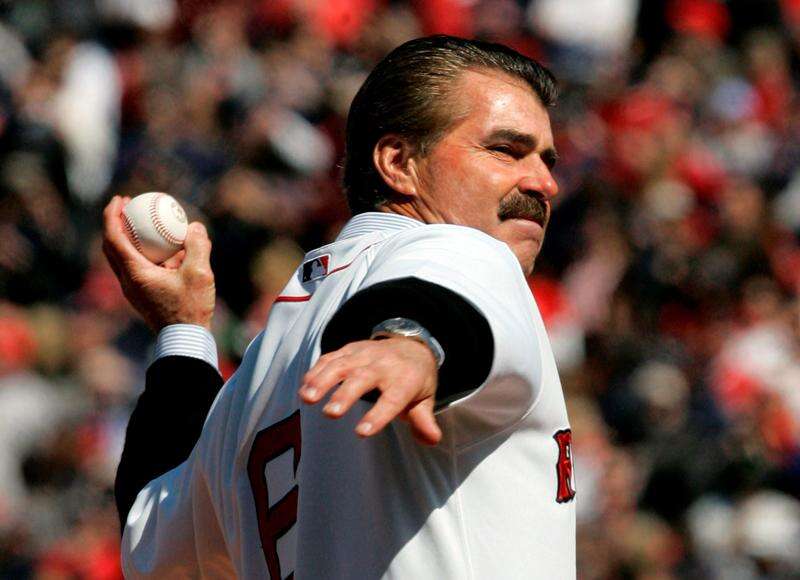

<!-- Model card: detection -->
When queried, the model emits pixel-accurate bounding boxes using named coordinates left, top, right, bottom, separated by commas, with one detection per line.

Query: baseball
left=122, top=192, right=188, bottom=263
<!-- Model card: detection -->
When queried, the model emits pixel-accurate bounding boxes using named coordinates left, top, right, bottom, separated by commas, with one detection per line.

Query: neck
left=378, top=199, right=444, bottom=226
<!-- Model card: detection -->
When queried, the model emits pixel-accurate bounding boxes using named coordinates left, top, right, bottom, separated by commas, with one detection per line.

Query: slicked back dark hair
left=343, top=35, right=558, bottom=214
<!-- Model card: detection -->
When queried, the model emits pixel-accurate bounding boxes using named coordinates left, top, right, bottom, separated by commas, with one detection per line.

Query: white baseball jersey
left=122, top=212, right=576, bottom=579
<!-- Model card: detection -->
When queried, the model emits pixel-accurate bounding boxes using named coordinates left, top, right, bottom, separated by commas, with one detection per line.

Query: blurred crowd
left=1, top=0, right=800, bottom=578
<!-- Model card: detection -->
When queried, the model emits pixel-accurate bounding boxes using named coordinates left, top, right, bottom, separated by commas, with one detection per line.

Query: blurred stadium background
left=1, top=0, right=800, bottom=577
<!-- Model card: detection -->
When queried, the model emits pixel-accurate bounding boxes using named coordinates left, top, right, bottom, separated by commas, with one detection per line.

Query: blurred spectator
left=54, top=38, right=121, bottom=205
left=529, top=0, right=639, bottom=83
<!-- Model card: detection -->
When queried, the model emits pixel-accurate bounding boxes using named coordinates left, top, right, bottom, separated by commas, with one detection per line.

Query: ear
left=373, top=134, right=418, bottom=197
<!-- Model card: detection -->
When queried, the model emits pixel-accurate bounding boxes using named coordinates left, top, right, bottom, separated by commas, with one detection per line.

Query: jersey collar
left=336, top=212, right=424, bottom=241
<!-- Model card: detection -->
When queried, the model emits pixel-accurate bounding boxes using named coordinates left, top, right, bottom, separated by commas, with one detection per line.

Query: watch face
left=384, top=318, right=422, bottom=336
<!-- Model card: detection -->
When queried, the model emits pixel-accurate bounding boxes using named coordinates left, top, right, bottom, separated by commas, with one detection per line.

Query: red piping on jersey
left=274, top=242, right=379, bottom=303
left=274, top=295, right=312, bottom=303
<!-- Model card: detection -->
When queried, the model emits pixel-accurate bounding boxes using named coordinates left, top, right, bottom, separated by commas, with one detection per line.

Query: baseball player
left=105, top=36, right=576, bottom=579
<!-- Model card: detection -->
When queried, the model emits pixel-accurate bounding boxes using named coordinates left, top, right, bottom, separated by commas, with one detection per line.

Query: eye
left=488, top=144, right=517, bottom=157
left=543, top=150, right=559, bottom=170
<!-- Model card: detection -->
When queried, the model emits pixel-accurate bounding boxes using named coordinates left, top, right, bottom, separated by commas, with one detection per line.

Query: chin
left=512, top=245, right=539, bottom=276
left=494, top=220, right=545, bottom=275
left=521, top=257, right=537, bottom=276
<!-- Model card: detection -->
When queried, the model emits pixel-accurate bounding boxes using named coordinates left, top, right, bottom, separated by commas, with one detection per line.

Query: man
left=105, top=35, right=576, bottom=578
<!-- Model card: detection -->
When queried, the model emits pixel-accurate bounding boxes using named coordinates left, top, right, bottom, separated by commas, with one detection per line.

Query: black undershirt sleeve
left=320, top=277, right=494, bottom=409
left=115, top=355, right=223, bottom=533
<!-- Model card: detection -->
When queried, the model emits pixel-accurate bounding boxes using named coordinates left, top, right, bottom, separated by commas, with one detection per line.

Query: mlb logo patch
left=301, top=254, right=330, bottom=282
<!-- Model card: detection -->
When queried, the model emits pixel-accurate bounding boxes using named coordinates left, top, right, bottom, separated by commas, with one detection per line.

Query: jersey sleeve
left=121, top=454, right=207, bottom=577
left=320, top=276, right=494, bottom=408
left=120, top=383, right=239, bottom=578
left=361, top=225, right=546, bottom=441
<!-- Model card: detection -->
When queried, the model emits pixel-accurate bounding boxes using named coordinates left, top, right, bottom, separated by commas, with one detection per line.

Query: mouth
left=498, top=194, right=549, bottom=228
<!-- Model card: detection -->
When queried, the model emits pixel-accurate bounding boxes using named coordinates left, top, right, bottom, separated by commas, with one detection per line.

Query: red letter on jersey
left=248, top=411, right=302, bottom=580
left=553, top=429, right=576, bottom=503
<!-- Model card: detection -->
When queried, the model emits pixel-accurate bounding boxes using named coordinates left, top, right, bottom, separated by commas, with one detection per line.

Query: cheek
left=426, top=150, right=512, bottom=225
left=467, top=170, right=512, bottom=217
left=435, top=151, right=472, bottom=187
left=424, top=153, right=473, bottom=202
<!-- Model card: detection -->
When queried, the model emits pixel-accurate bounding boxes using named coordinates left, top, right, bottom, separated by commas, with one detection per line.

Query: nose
left=518, top=159, right=559, bottom=200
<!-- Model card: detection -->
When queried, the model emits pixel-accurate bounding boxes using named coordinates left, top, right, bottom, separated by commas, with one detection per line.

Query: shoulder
left=363, top=224, right=528, bottom=302
left=374, top=224, right=521, bottom=272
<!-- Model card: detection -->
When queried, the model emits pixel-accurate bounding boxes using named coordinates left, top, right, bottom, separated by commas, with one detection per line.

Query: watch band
left=370, top=317, right=445, bottom=368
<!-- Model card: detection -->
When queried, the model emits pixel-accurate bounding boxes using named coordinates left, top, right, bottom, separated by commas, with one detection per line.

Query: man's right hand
left=102, top=196, right=216, bottom=332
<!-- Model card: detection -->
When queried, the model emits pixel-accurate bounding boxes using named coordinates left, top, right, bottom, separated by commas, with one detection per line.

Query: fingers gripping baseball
left=103, top=196, right=152, bottom=272
left=181, top=223, right=214, bottom=288
left=299, top=338, right=441, bottom=445
left=102, top=196, right=216, bottom=331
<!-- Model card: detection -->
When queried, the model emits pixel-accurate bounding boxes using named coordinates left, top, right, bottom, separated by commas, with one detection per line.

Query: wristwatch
left=370, top=317, right=445, bottom=368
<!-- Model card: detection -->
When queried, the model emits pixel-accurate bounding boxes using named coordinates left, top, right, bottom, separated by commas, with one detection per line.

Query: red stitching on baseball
left=149, top=193, right=183, bottom=246
left=122, top=212, right=144, bottom=253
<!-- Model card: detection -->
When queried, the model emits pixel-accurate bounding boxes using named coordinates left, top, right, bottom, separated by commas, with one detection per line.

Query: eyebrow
left=485, top=128, right=536, bottom=148
left=484, top=128, right=559, bottom=168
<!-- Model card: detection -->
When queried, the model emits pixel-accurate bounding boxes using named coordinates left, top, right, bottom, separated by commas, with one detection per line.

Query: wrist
left=146, top=314, right=212, bottom=333
left=370, top=317, right=445, bottom=368
left=172, top=304, right=214, bottom=332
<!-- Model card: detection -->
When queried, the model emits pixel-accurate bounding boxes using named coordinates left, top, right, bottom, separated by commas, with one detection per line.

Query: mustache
left=497, top=194, right=548, bottom=226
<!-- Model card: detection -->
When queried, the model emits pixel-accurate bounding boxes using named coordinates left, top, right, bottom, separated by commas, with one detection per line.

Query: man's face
left=412, top=69, right=559, bottom=275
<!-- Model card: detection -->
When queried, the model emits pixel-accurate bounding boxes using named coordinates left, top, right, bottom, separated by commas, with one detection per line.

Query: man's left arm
left=300, top=276, right=495, bottom=444
left=299, top=226, right=539, bottom=445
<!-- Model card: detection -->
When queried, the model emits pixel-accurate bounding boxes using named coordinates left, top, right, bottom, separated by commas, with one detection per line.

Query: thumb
left=181, top=222, right=212, bottom=269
